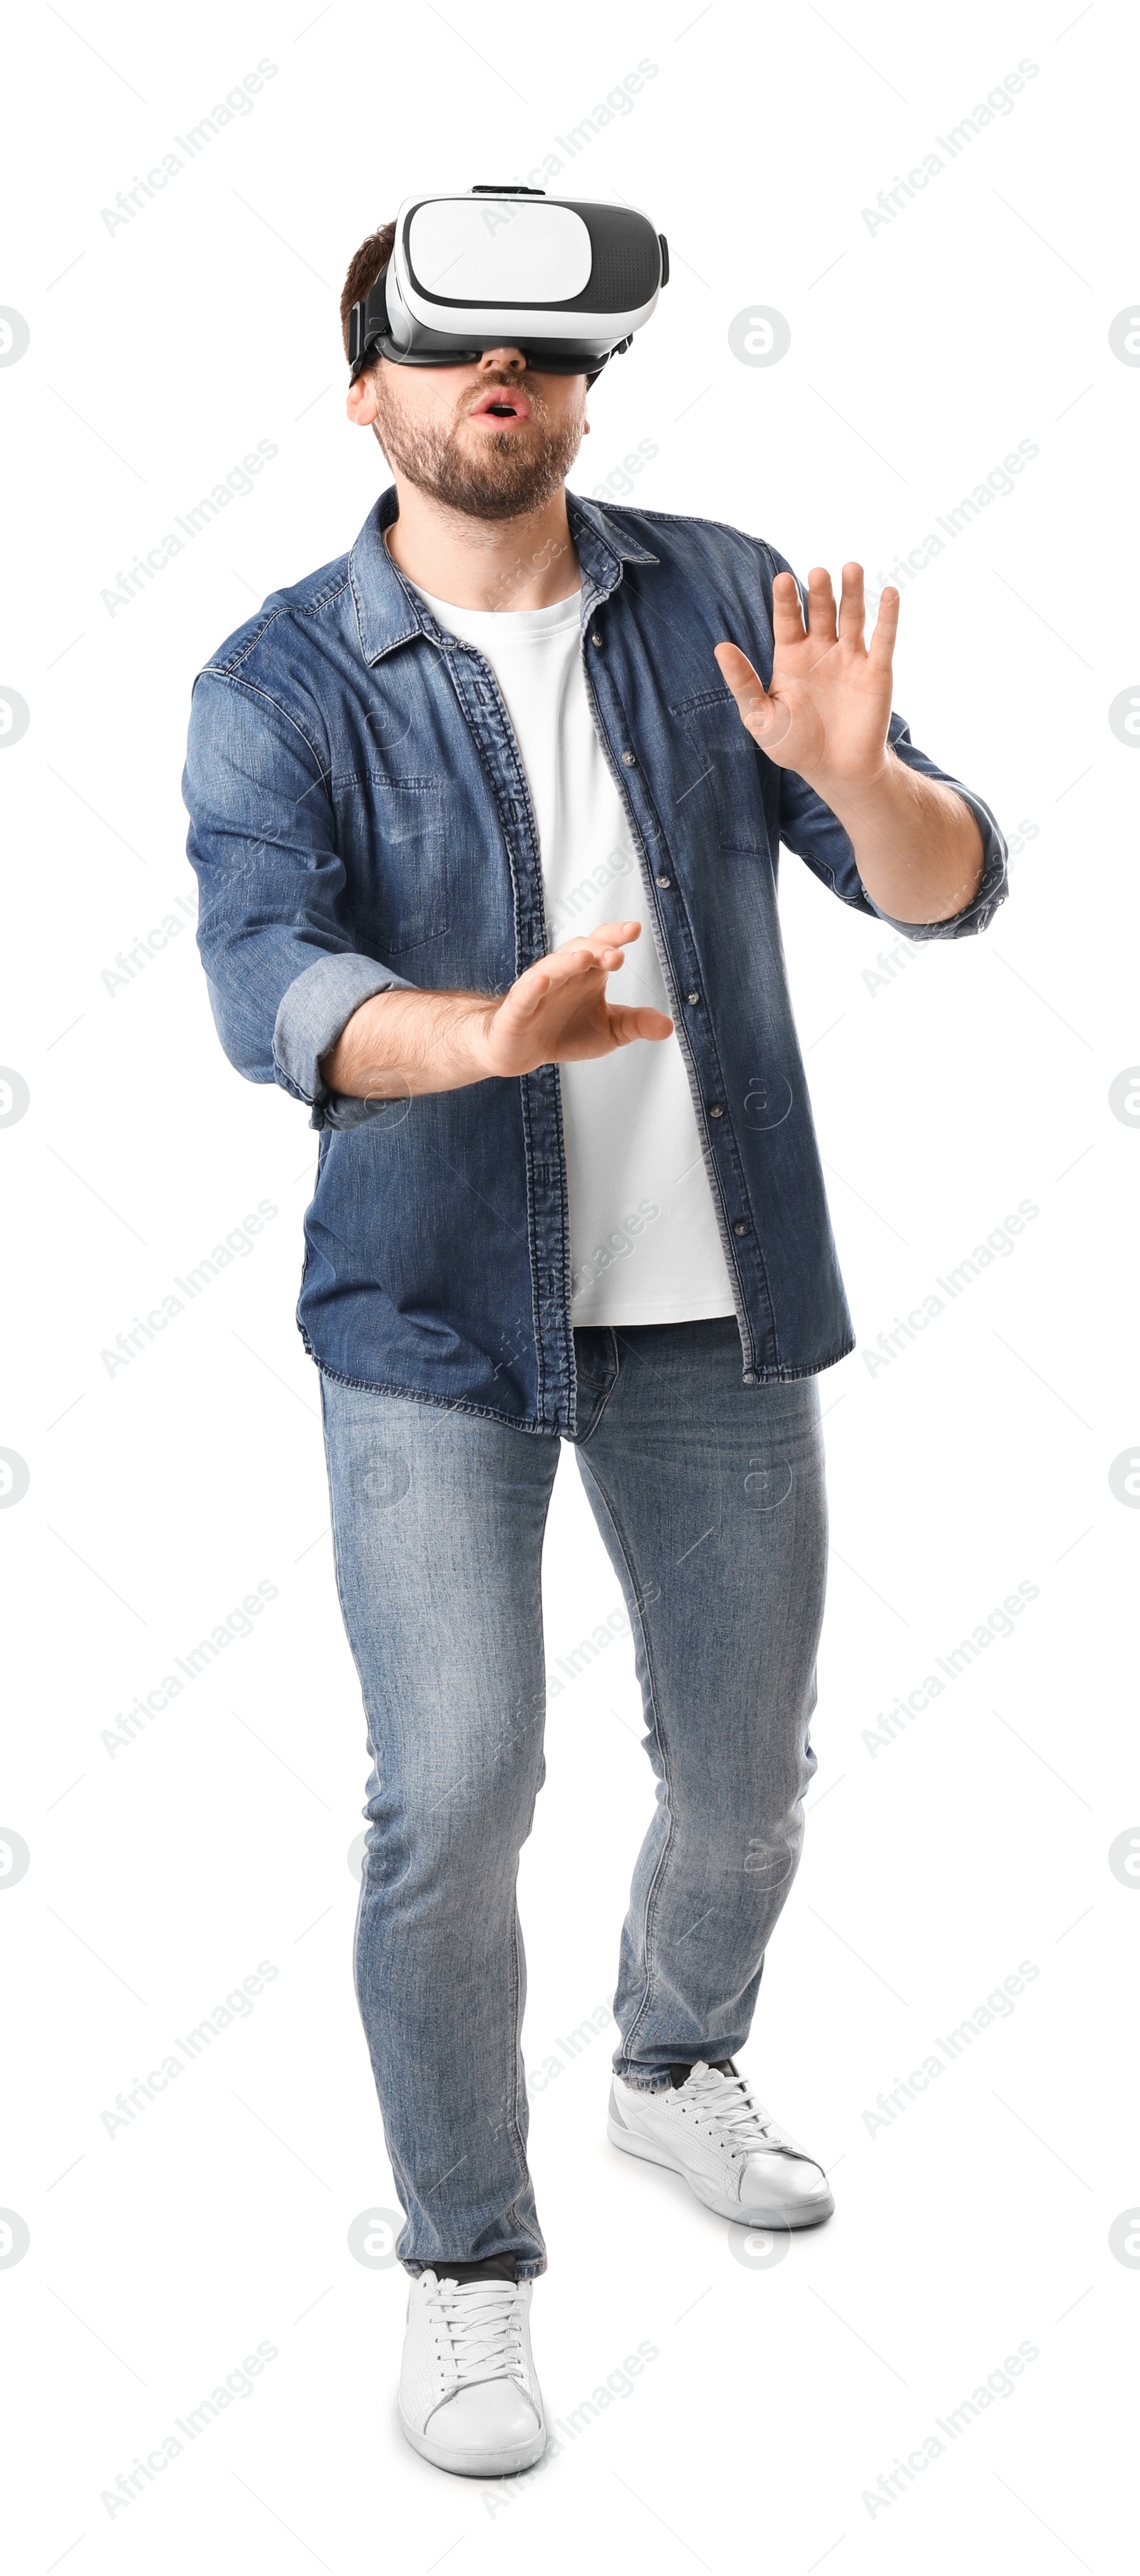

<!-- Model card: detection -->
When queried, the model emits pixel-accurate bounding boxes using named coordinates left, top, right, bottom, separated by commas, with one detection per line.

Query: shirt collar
left=348, top=482, right=658, bottom=665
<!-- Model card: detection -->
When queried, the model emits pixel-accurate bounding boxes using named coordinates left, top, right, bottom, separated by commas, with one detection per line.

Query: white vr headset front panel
left=387, top=192, right=663, bottom=347
left=405, top=199, right=594, bottom=306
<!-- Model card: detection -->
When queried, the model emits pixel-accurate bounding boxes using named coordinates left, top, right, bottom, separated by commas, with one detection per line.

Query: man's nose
left=477, top=347, right=527, bottom=373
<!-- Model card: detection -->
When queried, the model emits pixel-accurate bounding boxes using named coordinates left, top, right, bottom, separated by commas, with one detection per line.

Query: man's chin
left=373, top=402, right=582, bottom=523
left=425, top=440, right=570, bottom=522
left=432, top=478, right=557, bottom=522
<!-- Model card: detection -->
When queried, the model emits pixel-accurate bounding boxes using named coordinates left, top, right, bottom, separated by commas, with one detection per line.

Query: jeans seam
left=499, top=1891, right=543, bottom=2267
left=570, top=1327, right=619, bottom=1446
left=321, top=1377, right=419, bottom=2245
left=319, top=1373, right=370, bottom=2008
left=574, top=1454, right=673, bottom=2067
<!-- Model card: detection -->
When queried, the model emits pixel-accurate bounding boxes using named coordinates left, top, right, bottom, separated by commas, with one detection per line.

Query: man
left=184, top=199, right=1007, bottom=2481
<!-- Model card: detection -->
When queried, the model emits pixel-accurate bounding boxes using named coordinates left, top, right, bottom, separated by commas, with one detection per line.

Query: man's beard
left=370, top=371, right=585, bottom=523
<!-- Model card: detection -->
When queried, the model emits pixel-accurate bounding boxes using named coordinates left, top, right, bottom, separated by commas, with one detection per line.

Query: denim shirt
left=183, top=484, right=1007, bottom=1435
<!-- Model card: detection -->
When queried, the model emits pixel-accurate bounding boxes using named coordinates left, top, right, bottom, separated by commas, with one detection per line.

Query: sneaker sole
left=607, top=2114, right=834, bottom=2228
left=400, top=2413, right=547, bottom=2478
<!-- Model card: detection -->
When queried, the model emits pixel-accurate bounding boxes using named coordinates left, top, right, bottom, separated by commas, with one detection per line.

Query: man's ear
left=346, top=369, right=380, bottom=429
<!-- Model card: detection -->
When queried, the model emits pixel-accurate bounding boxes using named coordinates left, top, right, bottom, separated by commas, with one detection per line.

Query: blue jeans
left=320, top=1319, right=828, bottom=2278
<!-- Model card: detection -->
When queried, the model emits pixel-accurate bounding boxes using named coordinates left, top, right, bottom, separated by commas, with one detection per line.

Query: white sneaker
left=608, top=2059, right=834, bottom=2228
left=398, top=2270, right=546, bottom=2477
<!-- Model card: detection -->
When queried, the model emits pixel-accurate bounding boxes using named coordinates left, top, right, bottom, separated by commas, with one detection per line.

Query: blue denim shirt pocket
left=333, top=773, right=452, bottom=953
left=672, top=689, right=771, bottom=855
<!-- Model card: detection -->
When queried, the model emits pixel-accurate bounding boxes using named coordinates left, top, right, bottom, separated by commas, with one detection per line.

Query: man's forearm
left=807, top=751, right=985, bottom=924
left=320, top=986, right=497, bottom=1100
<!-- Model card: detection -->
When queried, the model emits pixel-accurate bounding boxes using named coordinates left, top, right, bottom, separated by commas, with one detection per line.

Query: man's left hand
left=713, top=563, right=986, bottom=925
left=714, top=564, right=896, bottom=792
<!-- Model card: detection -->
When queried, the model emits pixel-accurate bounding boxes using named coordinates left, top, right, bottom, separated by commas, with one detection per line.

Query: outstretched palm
left=714, top=564, right=898, bottom=788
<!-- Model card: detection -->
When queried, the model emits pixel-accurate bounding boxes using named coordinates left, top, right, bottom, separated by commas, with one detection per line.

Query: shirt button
left=733, top=1221, right=750, bottom=1235
left=621, top=749, right=636, bottom=767
left=743, top=1370, right=757, bottom=1386
left=591, top=632, right=603, bottom=647
left=686, top=990, right=700, bottom=1005
left=656, top=872, right=671, bottom=888
left=709, top=1103, right=724, bottom=1118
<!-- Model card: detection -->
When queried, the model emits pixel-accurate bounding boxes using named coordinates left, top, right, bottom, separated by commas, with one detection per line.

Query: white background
left=1, top=2, right=1136, bottom=2569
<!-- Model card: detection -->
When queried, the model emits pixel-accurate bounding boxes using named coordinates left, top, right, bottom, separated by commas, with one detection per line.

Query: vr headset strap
left=347, top=264, right=391, bottom=372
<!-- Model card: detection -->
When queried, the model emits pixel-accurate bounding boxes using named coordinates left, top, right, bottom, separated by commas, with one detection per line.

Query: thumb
left=714, top=640, right=772, bottom=728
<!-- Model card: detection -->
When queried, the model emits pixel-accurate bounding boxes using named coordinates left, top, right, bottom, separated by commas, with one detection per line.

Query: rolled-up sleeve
left=183, top=669, right=414, bottom=1130
left=777, top=709, right=1009, bottom=942
left=762, top=544, right=1008, bottom=942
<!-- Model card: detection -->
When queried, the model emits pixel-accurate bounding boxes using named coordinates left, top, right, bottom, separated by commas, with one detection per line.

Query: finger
left=868, top=582, right=900, bottom=668
left=771, top=569, right=807, bottom=647
left=551, top=917, right=641, bottom=957
left=607, top=1004, right=674, bottom=1045
left=509, top=945, right=612, bottom=1017
left=542, top=940, right=629, bottom=985
left=837, top=561, right=866, bottom=645
left=805, top=566, right=837, bottom=643
left=713, top=640, right=770, bottom=725
left=509, top=969, right=552, bottom=1020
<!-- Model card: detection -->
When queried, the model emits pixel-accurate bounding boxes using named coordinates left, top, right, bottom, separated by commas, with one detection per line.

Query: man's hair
left=341, top=224, right=395, bottom=365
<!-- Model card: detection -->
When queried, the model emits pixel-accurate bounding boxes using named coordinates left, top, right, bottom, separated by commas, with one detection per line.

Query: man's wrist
left=321, top=987, right=499, bottom=1100
left=429, top=994, right=499, bottom=1090
left=797, top=751, right=894, bottom=810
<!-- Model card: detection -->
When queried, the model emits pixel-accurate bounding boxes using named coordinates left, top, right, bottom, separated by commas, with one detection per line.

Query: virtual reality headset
left=347, top=186, right=668, bottom=385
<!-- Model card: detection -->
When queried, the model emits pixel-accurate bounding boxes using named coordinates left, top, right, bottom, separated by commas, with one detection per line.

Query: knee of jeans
left=741, top=1783, right=810, bottom=1887
left=364, top=1731, right=542, bottom=1887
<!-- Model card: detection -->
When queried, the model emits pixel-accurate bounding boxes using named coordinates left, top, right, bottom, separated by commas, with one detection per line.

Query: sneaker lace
left=431, top=2280, right=526, bottom=2392
left=680, top=2062, right=790, bottom=2156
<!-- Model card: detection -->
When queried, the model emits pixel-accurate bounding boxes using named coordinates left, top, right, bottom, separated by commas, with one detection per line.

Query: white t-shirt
left=405, top=574, right=737, bottom=1329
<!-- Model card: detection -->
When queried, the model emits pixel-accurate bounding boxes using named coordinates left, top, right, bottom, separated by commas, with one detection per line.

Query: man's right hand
left=320, top=921, right=674, bottom=1102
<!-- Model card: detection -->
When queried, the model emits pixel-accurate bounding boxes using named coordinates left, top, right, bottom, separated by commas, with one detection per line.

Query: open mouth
left=467, top=387, right=533, bottom=427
